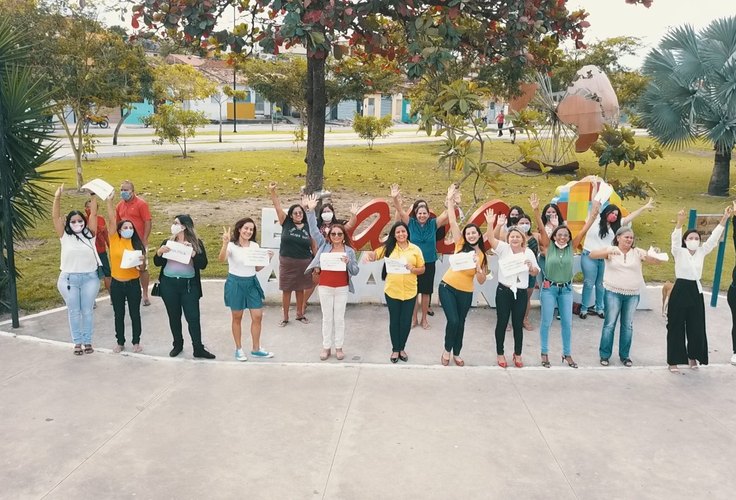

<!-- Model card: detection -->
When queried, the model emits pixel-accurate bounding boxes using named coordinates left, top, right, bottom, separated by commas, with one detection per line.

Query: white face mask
left=321, top=212, right=334, bottom=223
left=554, top=241, right=567, bottom=249
left=70, top=222, right=85, bottom=234
left=685, top=240, right=700, bottom=251
left=171, top=224, right=184, bottom=236
left=517, top=224, right=531, bottom=233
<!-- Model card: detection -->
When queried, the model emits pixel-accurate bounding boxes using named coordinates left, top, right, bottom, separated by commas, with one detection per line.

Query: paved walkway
left=2, top=282, right=736, bottom=499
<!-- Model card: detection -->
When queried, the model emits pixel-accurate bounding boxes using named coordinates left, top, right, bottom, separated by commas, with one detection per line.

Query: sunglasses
left=329, top=232, right=344, bottom=236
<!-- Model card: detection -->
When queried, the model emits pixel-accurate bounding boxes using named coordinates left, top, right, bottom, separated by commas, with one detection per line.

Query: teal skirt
left=224, top=274, right=265, bottom=310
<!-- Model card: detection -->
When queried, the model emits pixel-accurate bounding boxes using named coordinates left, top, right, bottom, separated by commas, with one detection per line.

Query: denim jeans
left=540, top=284, right=573, bottom=355
left=599, top=291, right=639, bottom=360
left=57, top=271, right=100, bottom=345
left=581, top=250, right=606, bottom=313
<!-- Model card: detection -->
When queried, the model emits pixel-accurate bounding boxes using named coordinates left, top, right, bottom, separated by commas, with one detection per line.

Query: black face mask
left=508, top=217, right=520, bottom=226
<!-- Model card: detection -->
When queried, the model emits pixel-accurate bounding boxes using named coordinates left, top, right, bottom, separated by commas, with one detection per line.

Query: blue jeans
left=581, top=250, right=605, bottom=313
left=57, top=271, right=100, bottom=345
left=599, top=291, right=640, bottom=360
left=540, top=284, right=573, bottom=355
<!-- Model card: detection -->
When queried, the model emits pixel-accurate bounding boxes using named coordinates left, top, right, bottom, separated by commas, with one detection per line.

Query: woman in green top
left=530, top=193, right=600, bottom=368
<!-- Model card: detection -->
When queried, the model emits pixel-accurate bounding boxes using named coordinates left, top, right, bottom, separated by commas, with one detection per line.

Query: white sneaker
left=731, top=353, right=736, bottom=366
left=235, top=349, right=247, bottom=362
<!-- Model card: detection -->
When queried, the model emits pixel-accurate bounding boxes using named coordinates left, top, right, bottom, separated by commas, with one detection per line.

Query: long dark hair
left=286, top=204, right=305, bottom=225
left=541, top=203, right=565, bottom=226
left=231, top=217, right=257, bottom=245
left=64, top=211, right=94, bottom=240
left=507, top=205, right=524, bottom=226
left=550, top=224, right=572, bottom=244
left=381, top=221, right=410, bottom=280
left=682, top=229, right=700, bottom=248
left=599, top=204, right=621, bottom=238
left=409, top=199, right=429, bottom=219
left=173, top=214, right=202, bottom=253
left=117, top=219, right=145, bottom=252
left=459, top=223, right=488, bottom=272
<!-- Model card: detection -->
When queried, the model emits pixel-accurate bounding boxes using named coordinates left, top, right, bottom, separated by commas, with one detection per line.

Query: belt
left=544, top=280, right=570, bottom=287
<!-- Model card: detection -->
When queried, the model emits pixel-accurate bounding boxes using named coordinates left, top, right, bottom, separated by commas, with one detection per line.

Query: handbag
left=151, top=281, right=161, bottom=297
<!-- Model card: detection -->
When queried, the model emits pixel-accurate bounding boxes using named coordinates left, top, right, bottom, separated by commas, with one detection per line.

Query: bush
left=147, top=103, right=209, bottom=158
left=352, top=113, right=393, bottom=149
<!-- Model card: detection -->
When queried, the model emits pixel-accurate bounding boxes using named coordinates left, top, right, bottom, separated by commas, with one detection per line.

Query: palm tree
left=0, top=20, right=58, bottom=324
left=639, top=16, right=736, bottom=197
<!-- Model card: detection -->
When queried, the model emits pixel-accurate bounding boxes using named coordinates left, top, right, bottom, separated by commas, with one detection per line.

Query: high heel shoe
left=513, top=354, right=523, bottom=368
left=561, top=355, right=578, bottom=369
left=497, top=355, right=508, bottom=368
left=541, top=354, right=550, bottom=368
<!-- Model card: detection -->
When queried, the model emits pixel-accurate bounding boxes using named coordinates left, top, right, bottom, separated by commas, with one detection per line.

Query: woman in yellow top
left=366, top=221, right=426, bottom=363
left=438, top=186, right=489, bottom=367
left=105, top=195, right=146, bottom=353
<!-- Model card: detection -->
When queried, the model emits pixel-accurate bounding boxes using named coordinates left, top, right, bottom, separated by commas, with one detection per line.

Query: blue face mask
left=120, top=191, right=132, bottom=201
left=120, top=228, right=134, bottom=239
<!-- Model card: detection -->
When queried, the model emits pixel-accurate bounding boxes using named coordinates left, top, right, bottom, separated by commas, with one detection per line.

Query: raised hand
left=529, top=193, right=539, bottom=211
left=222, top=226, right=230, bottom=244
left=591, top=200, right=602, bottom=215
left=305, top=193, right=318, bottom=211
left=497, top=213, right=507, bottom=227
left=55, top=184, right=64, bottom=198
left=268, top=181, right=277, bottom=193
left=350, top=202, right=359, bottom=216
left=484, top=208, right=496, bottom=228
left=390, top=184, right=400, bottom=199
left=446, top=183, right=457, bottom=201
left=676, top=209, right=686, bottom=225
left=644, top=198, right=655, bottom=210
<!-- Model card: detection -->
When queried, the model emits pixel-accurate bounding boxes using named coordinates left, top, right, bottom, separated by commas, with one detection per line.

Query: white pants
left=318, top=285, right=349, bottom=348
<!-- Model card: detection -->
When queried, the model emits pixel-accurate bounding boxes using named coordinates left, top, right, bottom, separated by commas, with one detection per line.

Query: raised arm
left=304, top=194, right=325, bottom=247
left=622, top=198, right=655, bottom=225
left=218, top=226, right=230, bottom=262
left=732, top=201, right=736, bottom=253
left=672, top=209, right=686, bottom=255
left=106, top=194, right=117, bottom=232
left=345, top=202, right=359, bottom=232
left=269, top=181, right=286, bottom=226
left=446, top=185, right=462, bottom=245
left=390, top=184, right=409, bottom=225
left=701, top=205, right=732, bottom=255
left=87, top=196, right=98, bottom=235
left=52, top=184, right=65, bottom=237
left=529, top=193, right=548, bottom=249
left=571, top=200, right=601, bottom=249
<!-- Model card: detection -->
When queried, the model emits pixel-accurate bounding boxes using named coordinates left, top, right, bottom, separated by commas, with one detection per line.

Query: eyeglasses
left=329, top=232, right=344, bottom=236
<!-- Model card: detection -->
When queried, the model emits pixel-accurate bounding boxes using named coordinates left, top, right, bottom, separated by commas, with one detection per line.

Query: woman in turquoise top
left=531, top=194, right=600, bottom=368
left=390, top=184, right=451, bottom=329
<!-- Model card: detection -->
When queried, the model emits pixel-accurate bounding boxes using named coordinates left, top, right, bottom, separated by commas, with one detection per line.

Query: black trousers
left=728, top=284, right=736, bottom=354
left=666, top=279, right=708, bottom=365
left=385, top=294, right=416, bottom=352
left=110, top=277, right=142, bottom=345
left=160, top=276, right=203, bottom=350
left=439, top=281, right=473, bottom=356
left=495, top=284, right=528, bottom=355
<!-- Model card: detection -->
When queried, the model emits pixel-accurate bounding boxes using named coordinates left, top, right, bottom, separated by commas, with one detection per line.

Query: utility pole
left=232, top=5, right=237, bottom=133
left=0, top=100, right=20, bottom=328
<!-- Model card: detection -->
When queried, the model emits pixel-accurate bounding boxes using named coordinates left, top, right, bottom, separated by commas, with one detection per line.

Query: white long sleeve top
left=671, top=224, right=724, bottom=292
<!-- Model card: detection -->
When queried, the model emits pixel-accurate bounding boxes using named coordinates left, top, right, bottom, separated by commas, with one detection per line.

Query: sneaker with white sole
left=731, top=353, right=736, bottom=366
left=235, top=349, right=248, bottom=362
left=250, top=349, right=274, bottom=359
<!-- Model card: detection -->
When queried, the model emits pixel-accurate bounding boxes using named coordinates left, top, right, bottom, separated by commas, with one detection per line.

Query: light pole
left=0, top=100, right=20, bottom=328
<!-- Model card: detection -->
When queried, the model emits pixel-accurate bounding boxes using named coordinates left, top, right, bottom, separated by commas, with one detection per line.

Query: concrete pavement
left=2, top=283, right=736, bottom=499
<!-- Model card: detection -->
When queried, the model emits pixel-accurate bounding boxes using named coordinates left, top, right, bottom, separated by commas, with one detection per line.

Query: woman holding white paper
left=588, top=227, right=662, bottom=367
left=580, top=196, right=654, bottom=320
left=219, top=218, right=273, bottom=362
left=437, top=187, right=488, bottom=367
left=486, top=210, right=539, bottom=368
left=531, top=193, right=600, bottom=368
left=52, top=185, right=100, bottom=356
left=105, top=195, right=146, bottom=353
left=154, top=215, right=215, bottom=359
left=666, top=206, right=731, bottom=372
left=304, top=196, right=360, bottom=361
left=365, top=222, right=425, bottom=363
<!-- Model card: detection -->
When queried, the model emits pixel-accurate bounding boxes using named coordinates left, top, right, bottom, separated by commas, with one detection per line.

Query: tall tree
left=639, top=16, right=736, bottom=196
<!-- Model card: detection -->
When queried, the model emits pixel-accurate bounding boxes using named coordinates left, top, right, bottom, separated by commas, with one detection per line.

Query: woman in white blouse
left=667, top=206, right=732, bottom=372
left=588, top=227, right=661, bottom=366
left=486, top=209, right=540, bottom=368
left=52, top=185, right=101, bottom=356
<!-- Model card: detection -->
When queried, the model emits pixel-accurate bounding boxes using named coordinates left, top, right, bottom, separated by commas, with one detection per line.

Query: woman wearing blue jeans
left=52, top=185, right=101, bottom=356
left=531, top=193, right=599, bottom=368
left=588, top=227, right=662, bottom=366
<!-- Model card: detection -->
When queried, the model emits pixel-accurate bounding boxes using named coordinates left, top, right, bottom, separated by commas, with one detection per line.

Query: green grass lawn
left=14, top=138, right=735, bottom=312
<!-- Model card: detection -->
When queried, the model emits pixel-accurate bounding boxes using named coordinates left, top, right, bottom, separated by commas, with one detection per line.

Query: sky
left=571, top=0, right=735, bottom=68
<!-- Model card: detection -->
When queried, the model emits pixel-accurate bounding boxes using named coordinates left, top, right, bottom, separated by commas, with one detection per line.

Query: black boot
left=193, top=346, right=215, bottom=359
left=169, top=345, right=183, bottom=357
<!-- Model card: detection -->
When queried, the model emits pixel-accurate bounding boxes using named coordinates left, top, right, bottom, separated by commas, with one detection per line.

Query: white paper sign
left=320, top=252, right=347, bottom=271
left=647, top=246, right=670, bottom=262
left=594, top=181, right=614, bottom=204
left=384, top=257, right=410, bottom=275
left=239, top=247, right=271, bottom=267
left=162, top=240, right=194, bottom=264
left=449, top=252, right=476, bottom=271
left=498, top=253, right=528, bottom=276
left=120, top=249, right=143, bottom=269
left=81, top=178, right=114, bottom=200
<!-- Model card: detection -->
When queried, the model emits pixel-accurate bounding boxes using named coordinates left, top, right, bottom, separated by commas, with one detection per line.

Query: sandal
left=73, top=344, right=83, bottom=356
left=296, top=316, right=309, bottom=324
left=541, top=354, right=551, bottom=368
left=441, top=352, right=450, bottom=366
left=497, top=355, right=508, bottom=368
left=561, top=355, right=578, bottom=369
left=600, top=358, right=610, bottom=366
left=513, top=354, right=523, bottom=368
left=83, top=345, right=94, bottom=354
left=668, top=365, right=680, bottom=373
left=622, top=358, right=633, bottom=367
left=453, top=356, right=465, bottom=367
left=335, top=348, right=345, bottom=361
left=278, top=319, right=289, bottom=327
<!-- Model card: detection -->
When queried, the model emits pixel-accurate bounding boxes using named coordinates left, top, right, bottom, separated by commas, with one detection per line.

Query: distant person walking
left=496, top=110, right=505, bottom=137
left=116, top=180, right=152, bottom=306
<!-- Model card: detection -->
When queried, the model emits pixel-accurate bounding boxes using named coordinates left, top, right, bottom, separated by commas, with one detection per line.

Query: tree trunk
left=75, top=123, right=84, bottom=188
left=708, top=148, right=731, bottom=197
left=305, top=56, right=326, bottom=194
left=112, top=107, right=132, bottom=146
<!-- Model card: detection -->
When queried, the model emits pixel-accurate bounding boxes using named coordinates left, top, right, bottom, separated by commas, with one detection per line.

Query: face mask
left=321, top=212, right=334, bottom=223
left=121, top=229, right=134, bottom=239
left=547, top=214, right=558, bottom=224
left=554, top=241, right=567, bottom=249
left=518, top=224, right=531, bottom=233
left=686, top=240, right=700, bottom=251
left=120, top=191, right=132, bottom=201
left=70, top=222, right=85, bottom=234
left=171, top=224, right=184, bottom=236
left=607, top=213, right=618, bottom=223
left=508, top=217, right=520, bottom=226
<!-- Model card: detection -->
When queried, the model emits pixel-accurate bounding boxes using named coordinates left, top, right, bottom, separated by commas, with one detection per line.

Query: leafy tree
left=0, top=19, right=57, bottom=321
left=590, top=124, right=662, bottom=180
left=151, top=63, right=217, bottom=104
left=239, top=56, right=308, bottom=122
left=148, top=103, right=209, bottom=158
left=639, top=16, right=736, bottom=197
left=352, top=114, right=393, bottom=149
